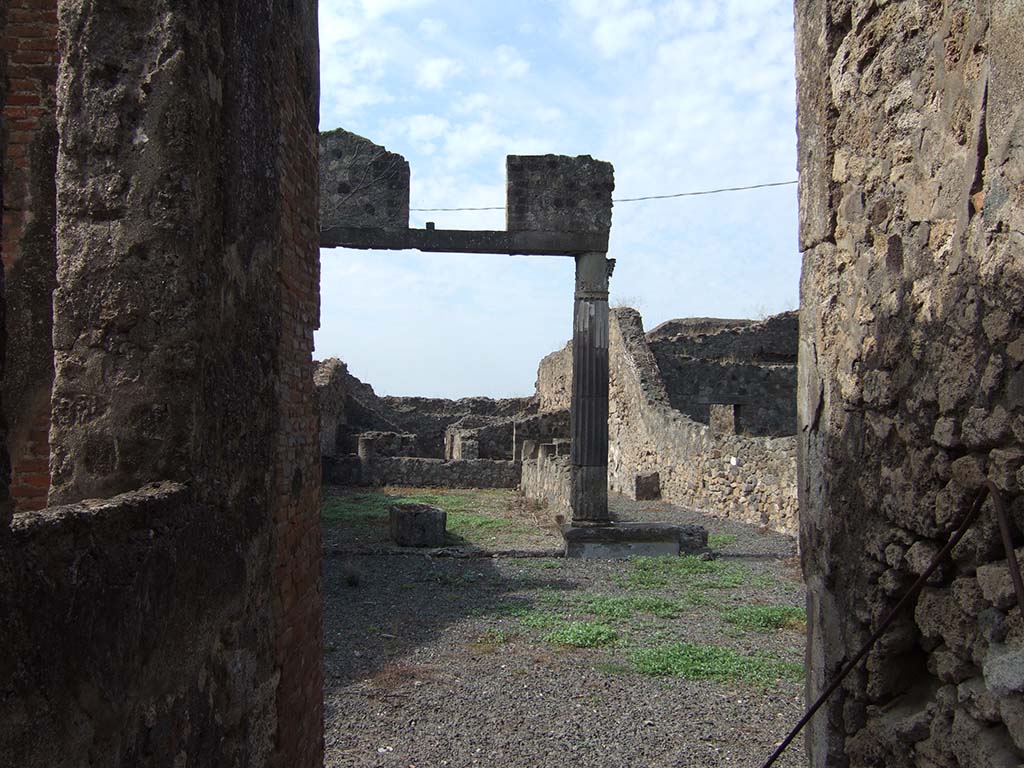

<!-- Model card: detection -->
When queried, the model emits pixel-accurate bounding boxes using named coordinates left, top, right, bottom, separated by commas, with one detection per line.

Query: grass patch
left=544, top=621, right=618, bottom=648
left=708, top=533, right=738, bottom=549
left=475, top=628, right=514, bottom=645
left=579, top=594, right=683, bottom=620
left=721, top=605, right=806, bottom=632
left=447, top=511, right=532, bottom=538
left=629, top=642, right=803, bottom=685
left=624, top=555, right=747, bottom=590
left=518, top=609, right=564, bottom=629
left=321, top=493, right=391, bottom=526
left=322, top=489, right=535, bottom=544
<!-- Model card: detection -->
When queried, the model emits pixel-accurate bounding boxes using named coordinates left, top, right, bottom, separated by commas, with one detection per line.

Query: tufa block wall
left=797, top=1, right=1024, bottom=765
left=1, top=0, right=57, bottom=512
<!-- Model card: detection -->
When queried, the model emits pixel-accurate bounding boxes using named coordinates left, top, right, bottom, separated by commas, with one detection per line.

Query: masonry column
left=570, top=251, right=611, bottom=523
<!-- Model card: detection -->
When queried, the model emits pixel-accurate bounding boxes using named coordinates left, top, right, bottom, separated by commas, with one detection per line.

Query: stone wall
left=796, top=2, right=1024, bottom=766
left=314, top=357, right=536, bottom=459
left=314, top=358, right=347, bottom=457
left=647, top=311, right=798, bottom=437
left=0, top=2, right=323, bottom=766
left=513, top=409, right=570, bottom=460
left=1, top=0, right=57, bottom=512
left=0, top=0, right=9, bottom=527
left=532, top=307, right=798, bottom=533
left=520, top=450, right=572, bottom=520
left=381, top=394, right=536, bottom=458
left=0, top=483, right=281, bottom=766
left=536, top=341, right=572, bottom=412
left=362, top=457, right=521, bottom=489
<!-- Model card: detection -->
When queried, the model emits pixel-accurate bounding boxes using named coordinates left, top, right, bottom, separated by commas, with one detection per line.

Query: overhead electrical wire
left=408, top=179, right=798, bottom=213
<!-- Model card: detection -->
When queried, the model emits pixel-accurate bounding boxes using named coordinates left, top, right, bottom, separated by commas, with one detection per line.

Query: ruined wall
left=1, top=0, right=57, bottom=512
left=513, top=409, right=570, bottom=460
left=314, top=357, right=536, bottom=459
left=0, top=484, right=282, bottom=767
left=797, top=2, right=1024, bottom=765
left=444, top=415, right=515, bottom=460
left=520, top=449, right=572, bottom=521
left=361, top=457, right=521, bottom=489
left=537, top=341, right=572, bottom=412
left=314, top=358, right=347, bottom=457
left=381, top=394, right=536, bottom=458
left=533, top=308, right=798, bottom=533
left=647, top=311, right=798, bottom=437
left=0, top=1, right=322, bottom=766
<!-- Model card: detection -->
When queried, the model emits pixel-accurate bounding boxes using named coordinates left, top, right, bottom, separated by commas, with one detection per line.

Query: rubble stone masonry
left=0, top=1, right=323, bottom=766
left=534, top=307, right=798, bottom=534
left=796, top=1, right=1024, bottom=765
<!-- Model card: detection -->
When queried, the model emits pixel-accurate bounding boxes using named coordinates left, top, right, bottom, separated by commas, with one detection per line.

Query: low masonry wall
left=326, top=456, right=521, bottom=489
left=0, top=483, right=279, bottom=766
left=520, top=452, right=571, bottom=521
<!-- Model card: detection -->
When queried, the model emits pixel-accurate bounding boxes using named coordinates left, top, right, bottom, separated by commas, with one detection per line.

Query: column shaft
left=570, top=251, right=610, bottom=524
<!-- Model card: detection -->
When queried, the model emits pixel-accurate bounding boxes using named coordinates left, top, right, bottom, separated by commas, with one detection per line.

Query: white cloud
left=416, top=56, right=462, bottom=89
left=591, top=8, right=657, bottom=56
left=418, top=17, right=447, bottom=37
left=568, top=0, right=656, bottom=57
left=493, top=45, right=530, bottom=78
left=361, top=0, right=433, bottom=19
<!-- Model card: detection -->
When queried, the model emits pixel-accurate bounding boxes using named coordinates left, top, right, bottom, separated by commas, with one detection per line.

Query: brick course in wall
left=1, top=0, right=57, bottom=513
left=271, top=4, right=323, bottom=760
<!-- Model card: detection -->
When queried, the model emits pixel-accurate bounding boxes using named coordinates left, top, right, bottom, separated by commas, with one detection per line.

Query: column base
left=561, top=521, right=708, bottom=559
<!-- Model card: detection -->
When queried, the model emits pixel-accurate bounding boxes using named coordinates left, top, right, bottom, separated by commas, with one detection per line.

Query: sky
left=316, top=0, right=800, bottom=398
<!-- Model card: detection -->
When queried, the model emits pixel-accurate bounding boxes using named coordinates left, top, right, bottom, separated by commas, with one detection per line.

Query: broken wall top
left=506, top=155, right=614, bottom=234
left=319, top=128, right=410, bottom=230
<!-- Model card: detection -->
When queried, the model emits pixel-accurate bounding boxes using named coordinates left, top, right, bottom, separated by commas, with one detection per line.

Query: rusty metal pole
left=570, top=251, right=611, bottom=524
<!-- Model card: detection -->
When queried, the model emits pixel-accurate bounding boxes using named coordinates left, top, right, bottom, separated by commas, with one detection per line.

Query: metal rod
left=758, top=486, right=992, bottom=768
left=987, top=480, right=1024, bottom=615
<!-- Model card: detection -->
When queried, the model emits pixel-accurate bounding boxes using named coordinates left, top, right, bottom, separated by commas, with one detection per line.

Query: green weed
left=579, top=594, right=683, bottom=620
left=625, top=556, right=747, bottom=590
left=629, top=642, right=803, bottom=685
left=544, top=621, right=618, bottom=648
left=518, top=610, right=563, bottom=629
left=708, top=533, right=738, bottom=549
left=321, top=493, right=391, bottom=525
left=721, top=605, right=806, bottom=632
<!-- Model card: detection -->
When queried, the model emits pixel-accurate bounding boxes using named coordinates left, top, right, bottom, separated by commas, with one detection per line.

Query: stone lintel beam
left=320, top=225, right=606, bottom=256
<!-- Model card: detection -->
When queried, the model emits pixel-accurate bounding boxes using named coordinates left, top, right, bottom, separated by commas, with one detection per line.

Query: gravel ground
left=323, top=490, right=806, bottom=768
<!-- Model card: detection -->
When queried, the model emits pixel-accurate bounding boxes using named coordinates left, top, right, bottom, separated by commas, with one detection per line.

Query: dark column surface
left=570, top=251, right=611, bottom=524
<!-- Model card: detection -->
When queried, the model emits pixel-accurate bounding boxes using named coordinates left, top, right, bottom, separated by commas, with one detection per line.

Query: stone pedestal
left=389, top=503, right=447, bottom=547
left=562, top=522, right=708, bottom=559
